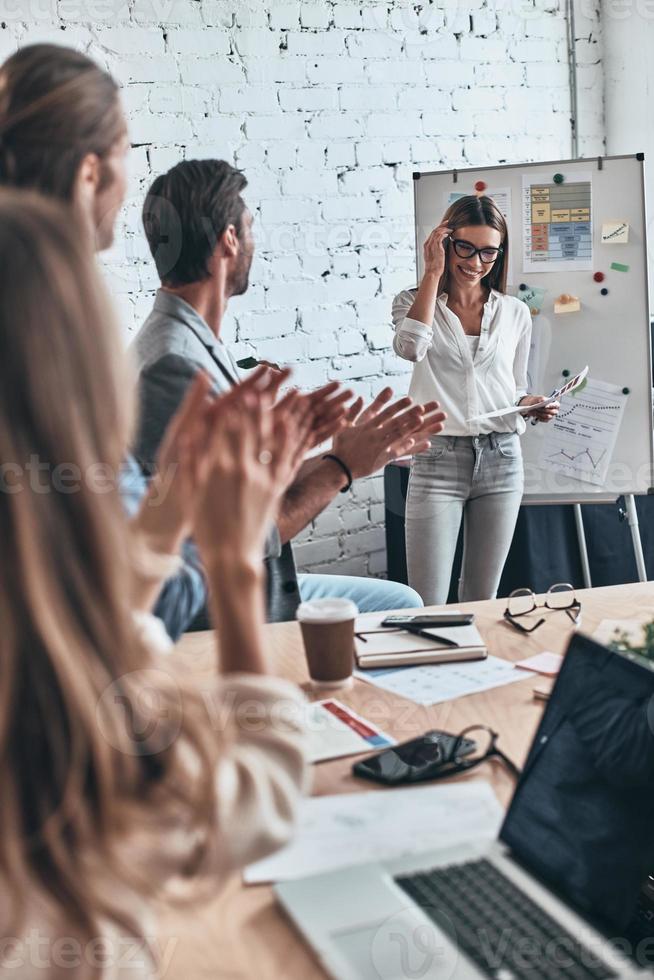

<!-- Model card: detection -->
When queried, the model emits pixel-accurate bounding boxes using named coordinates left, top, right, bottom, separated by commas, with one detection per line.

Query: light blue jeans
left=298, top=574, right=423, bottom=613
left=405, top=433, right=524, bottom=605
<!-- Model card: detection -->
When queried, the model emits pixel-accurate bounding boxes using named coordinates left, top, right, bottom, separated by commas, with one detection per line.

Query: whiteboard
left=412, top=156, right=654, bottom=503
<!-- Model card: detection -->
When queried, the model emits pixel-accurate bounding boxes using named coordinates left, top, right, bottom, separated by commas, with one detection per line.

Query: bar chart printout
left=537, top=377, right=628, bottom=487
left=522, top=173, right=593, bottom=273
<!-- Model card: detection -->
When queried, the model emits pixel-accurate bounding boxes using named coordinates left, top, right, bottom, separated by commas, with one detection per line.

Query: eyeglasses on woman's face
left=449, top=237, right=503, bottom=264
left=504, top=584, right=581, bottom=634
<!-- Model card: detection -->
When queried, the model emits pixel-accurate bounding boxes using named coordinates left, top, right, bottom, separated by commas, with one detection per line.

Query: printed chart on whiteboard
left=522, top=173, right=593, bottom=273
left=538, top=377, right=628, bottom=487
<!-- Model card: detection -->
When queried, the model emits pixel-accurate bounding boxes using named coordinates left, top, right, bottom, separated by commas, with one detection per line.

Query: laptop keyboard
left=395, top=858, right=617, bottom=979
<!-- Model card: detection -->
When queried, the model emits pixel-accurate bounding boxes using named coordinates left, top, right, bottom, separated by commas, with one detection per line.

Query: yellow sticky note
left=601, top=221, right=629, bottom=244
left=554, top=295, right=581, bottom=315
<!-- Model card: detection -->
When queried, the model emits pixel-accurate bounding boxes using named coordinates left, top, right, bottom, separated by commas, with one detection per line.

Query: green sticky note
left=610, top=262, right=629, bottom=273
left=517, top=284, right=546, bottom=314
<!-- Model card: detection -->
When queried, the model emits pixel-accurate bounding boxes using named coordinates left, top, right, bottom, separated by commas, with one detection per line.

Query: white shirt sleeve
left=391, top=289, right=434, bottom=363
left=513, top=306, right=532, bottom=402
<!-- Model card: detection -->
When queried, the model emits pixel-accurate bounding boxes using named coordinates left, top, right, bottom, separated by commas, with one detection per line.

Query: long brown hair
left=439, top=194, right=509, bottom=295
left=0, top=44, right=125, bottom=199
left=0, top=192, right=217, bottom=967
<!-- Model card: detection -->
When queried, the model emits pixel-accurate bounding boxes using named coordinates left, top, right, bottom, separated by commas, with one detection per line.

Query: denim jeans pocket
left=421, top=438, right=449, bottom=461
left=495, top=433, right=520, bottom=459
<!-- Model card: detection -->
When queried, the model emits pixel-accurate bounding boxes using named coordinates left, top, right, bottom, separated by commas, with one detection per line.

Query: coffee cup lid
left=296, top=597, right=359, bottom=624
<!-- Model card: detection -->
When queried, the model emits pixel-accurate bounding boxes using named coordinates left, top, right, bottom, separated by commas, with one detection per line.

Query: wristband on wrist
left=322, top=453, right=353, bottom=493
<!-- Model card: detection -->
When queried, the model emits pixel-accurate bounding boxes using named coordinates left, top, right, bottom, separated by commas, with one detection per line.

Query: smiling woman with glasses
left=392, top=195, right=561, bottom=607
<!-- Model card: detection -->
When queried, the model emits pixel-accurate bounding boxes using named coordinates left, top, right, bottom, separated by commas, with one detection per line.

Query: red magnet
left=593, top=271, right=605, bottom=283
left=474, top=180, right=487, bottom=192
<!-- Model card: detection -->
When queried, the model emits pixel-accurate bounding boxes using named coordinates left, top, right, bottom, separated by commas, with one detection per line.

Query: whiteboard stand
left=624, top=494, right=648, bottom=582
left=573, top=504, right=592, bottom=588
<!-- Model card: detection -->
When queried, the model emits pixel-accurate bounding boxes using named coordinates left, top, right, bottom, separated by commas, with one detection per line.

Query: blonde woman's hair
left=0, top=191, right=217, bottom=967
left=0, top=44, right=125, bottom=199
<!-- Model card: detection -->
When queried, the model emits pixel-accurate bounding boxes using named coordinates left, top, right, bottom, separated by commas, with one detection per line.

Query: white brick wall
left=2, top=0, right=604, bottom=579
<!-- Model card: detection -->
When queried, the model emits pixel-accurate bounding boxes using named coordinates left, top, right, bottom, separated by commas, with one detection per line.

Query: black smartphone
left=381, top=613, right=474, bottom=628
left=352, top=730, right=477, bottom=786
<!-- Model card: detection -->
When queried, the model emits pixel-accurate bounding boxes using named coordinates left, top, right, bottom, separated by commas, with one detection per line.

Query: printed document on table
left=306, top=700, right=396, bottom=763
left=244, top=782, right=503, bottom=884
left=537, top=377, right=628, bottom=487
left=522, top=172, right=593, bottom=273
left=354, top=655, right=529, bottom=707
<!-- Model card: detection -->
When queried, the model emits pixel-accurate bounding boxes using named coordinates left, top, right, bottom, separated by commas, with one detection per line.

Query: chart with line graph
left=538, top=377, right=628, bottom=486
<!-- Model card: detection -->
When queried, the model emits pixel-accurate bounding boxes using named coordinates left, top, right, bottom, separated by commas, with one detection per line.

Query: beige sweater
left=1, top=621, right=310, bottom=980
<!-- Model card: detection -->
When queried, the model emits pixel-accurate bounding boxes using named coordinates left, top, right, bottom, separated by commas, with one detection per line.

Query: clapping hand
left=194, top=382, right=307, bottom=568
left=332, top=388, right=447, bottom=480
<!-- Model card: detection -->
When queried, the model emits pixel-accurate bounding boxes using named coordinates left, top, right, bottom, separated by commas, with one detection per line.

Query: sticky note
left=554, top=295, right=581, bottom=314
left=516, top=652, right=563, bottom=676
left=611, top=261, right=630, bottom=273
left=517, top=284, right=546, bottom=314
left=601, top=221, right=629, bottom=245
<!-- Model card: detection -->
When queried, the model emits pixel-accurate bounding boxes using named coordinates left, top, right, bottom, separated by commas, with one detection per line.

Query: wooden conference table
left=160, top=581, right=654, bottom=979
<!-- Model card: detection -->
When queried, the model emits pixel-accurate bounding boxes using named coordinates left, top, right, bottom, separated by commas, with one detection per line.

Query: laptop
left=275, top=634, right=654, bottom=979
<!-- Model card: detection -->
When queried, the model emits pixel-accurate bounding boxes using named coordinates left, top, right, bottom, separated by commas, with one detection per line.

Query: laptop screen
left=500, top=632, right=654, bottom=936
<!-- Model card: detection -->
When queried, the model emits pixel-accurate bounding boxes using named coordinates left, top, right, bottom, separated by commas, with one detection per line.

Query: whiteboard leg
left=625, top=494, right=648, bottom=583
left=574, top=504, right=592, bottom=589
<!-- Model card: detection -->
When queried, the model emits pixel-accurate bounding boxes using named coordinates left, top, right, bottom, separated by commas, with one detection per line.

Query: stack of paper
left=244, top=781, right=503, bottom=884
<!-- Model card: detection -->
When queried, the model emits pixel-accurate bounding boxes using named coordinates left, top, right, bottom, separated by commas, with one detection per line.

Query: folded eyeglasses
left=504, top=583, right=581, bottom=634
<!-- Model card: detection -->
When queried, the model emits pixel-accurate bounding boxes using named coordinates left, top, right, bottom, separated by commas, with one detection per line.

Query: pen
left=402, top=625, right=459, bottom=648
left=355, top=628, right=460, bottom=648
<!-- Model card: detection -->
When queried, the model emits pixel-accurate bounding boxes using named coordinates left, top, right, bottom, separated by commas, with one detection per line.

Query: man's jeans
left=298, top=574, right=423, bottom=613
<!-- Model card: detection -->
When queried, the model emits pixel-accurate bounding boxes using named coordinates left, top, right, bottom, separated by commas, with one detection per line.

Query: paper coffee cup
left=296, top=598, right=358, bottom=689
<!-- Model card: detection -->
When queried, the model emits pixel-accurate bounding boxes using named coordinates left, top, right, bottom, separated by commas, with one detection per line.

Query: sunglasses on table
left=429, top=724, right=521, bottom=782
left=504, top=583, right=581, bottom=634
left=449, top=237, right=503, bottom=264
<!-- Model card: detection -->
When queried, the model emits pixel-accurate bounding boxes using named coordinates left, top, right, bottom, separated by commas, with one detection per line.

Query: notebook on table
left=355, top=622, right=487, bottom=669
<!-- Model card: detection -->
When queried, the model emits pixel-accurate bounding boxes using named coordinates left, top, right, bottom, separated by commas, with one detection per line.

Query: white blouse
left=392, top=288, right=532, bottom=436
